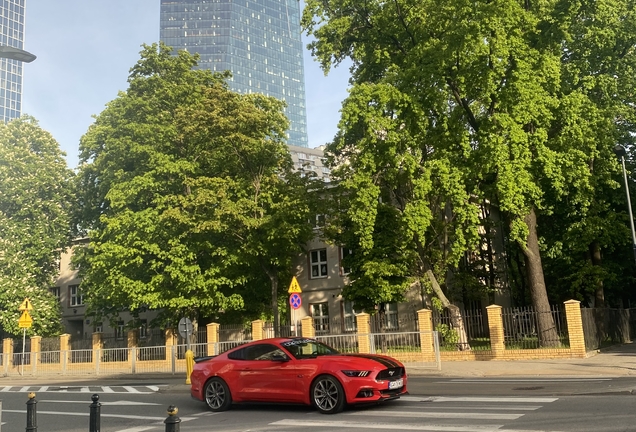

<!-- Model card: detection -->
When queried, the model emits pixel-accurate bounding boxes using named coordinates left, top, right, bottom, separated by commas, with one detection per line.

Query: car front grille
left=376, top=367, right=404, bottom=380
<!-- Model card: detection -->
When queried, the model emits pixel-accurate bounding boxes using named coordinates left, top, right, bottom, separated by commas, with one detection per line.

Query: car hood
left=321, top=353, right=403, bottom=369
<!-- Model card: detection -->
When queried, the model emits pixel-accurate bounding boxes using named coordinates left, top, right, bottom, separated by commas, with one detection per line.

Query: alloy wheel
left=313, top=378, right=340, bottom=411
left=205, top=380, right=226, bottom=409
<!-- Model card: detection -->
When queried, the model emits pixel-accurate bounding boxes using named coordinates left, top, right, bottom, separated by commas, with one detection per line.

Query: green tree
left=303, top=0, right=636, bottom=345
left=75, top=43, right=315, bottom=330
left=0, top=116, right=72, bottom=336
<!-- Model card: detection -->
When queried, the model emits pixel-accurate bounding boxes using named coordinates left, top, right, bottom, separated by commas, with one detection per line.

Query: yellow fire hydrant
left=185, top=349, right=194, bottom=385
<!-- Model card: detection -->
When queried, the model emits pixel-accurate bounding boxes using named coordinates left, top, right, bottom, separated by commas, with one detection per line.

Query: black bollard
left=164, top=405, right=181, bottom=432
left=25, top=392, right=37, bottom=432
left=89, top=394, right=101, bottom=432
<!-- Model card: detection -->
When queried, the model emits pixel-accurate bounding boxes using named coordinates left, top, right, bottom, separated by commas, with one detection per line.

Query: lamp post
left=0, top=46, right=36, bottom=62
left=614, top=144, right=636, bottom=266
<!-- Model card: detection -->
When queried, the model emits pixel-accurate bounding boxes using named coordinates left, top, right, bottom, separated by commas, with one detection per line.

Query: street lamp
left=614, top=144, right=636, bottom=266
left=0, top=46, right=36, bottom=63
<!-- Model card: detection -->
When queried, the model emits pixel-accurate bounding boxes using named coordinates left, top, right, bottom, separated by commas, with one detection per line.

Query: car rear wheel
left=311, top=375, right=345, bottom=414
left=204, top=377, right=232, bottom=412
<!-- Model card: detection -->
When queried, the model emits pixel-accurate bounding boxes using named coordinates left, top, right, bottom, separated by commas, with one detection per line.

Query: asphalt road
left=1, top=376, right=636, bottom=431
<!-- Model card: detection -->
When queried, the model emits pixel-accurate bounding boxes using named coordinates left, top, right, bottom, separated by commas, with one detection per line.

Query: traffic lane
left=0, top=389, right=196, bottom=432
left=405, top=376, right=636, bottom=396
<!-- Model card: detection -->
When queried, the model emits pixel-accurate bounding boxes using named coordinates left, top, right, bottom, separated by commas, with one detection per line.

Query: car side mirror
left=272, top=354, right=290, bottom=362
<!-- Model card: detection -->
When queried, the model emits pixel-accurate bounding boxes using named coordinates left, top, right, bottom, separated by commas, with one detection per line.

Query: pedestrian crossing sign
left=19, top=297, right=33, bottom=311
left=288, top=276, right=302, bottom=294
left=18, top=310, right=32, bottom=328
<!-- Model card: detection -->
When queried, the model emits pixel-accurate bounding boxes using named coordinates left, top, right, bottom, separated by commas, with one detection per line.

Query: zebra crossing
left=0, top=384, right=165, bottom=394
left=269, top=395, right=561, bottom=432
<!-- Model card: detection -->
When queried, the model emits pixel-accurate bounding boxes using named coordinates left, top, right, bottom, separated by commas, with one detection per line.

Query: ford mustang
left=190, top=337, right=408, bottom=414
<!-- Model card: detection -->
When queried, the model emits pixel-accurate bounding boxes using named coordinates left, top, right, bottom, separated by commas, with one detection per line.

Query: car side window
left=244, top=344, right=288, bottom=361
left=227, top=347, right=247, bottom=360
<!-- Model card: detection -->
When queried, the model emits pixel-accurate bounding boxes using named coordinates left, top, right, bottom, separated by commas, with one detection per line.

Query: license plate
left=388, top=378, right=403, bottom=390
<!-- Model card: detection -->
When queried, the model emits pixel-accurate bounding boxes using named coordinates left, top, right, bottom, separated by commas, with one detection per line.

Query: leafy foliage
left=0, top=116, right=72, bottom=336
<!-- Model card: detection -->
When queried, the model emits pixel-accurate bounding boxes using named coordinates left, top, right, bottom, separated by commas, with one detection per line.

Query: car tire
left=311, top=375, right=345, bottom=414
left=204, top=377, right=232, bottom=412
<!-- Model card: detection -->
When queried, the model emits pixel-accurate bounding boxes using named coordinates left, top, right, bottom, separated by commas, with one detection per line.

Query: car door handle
left=238, top=367, right=252, bottom=371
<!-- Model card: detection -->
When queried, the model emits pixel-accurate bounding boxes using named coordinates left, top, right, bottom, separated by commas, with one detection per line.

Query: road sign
left=288, top=276, right=302, bottom=294
left=289, top=293, right=302, bottom=310
left=178, top=317, right=194, bottom=339
left=18, top=310, right=32, bottom=328
left=19, top=298, right=33, bottom=311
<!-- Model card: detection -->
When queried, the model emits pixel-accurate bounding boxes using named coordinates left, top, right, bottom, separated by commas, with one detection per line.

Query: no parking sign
left=289, top=293, right=302, bottom=310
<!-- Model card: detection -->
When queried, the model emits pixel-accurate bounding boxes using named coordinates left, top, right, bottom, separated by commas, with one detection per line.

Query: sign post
left=18, top=298, right=33, bottom=376
left=288, top=277, right=302, bottom=337
left=178, top=317, right=195, bottom=385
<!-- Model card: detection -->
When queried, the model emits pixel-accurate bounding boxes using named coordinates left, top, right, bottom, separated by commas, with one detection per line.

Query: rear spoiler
left=194, top=355, right=216, bottom=363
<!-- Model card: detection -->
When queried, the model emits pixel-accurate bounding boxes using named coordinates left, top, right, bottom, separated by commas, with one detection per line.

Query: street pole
left=21, top=327, right=26, bottom=376
left=615, top=145, right=636, bottom=267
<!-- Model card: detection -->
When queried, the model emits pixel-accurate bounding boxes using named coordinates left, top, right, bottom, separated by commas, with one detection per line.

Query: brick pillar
left=301, top=316, right=315, bottom=338
left=92, top=332, right=102, bottom=366
left=60, top=333, right=71, bottom=370
left=486, top=305, right=505, bottom=354
left=356, top=313, right=371, bottom=354
left=252, top=320, right=264, bottom=341
left=417, top=309, right=435, bottom=361
left=3, top=338, right=13, bottom=370
left=564, top=300, right=586, bottom=358
left=31, top=336, right=41, bottom=372
left=206, top=323, right=220, bottom=356
left=165, top=328, right=176, bottom=362
left=127, top=329, right=138, bottom=348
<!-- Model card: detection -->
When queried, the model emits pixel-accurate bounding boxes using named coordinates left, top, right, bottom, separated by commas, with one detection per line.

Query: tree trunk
left=268, top=272, right=280, bottom=337
left=426, top=270, right=471, bottom=351
left=589, top=241, right=605, bottom=308
left=520, top=207, right=559, bottom=347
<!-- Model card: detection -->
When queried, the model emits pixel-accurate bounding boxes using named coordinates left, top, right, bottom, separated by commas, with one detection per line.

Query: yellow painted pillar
left=165, top=328, right=176, bottom=364
left=356, top=313, right=371, bottom=354
left=92, top=332, right=103, bottom=367
left=417, top=309, right=435, bottom=361
left=60, top=333, right=71, bottom=372
left=206, top=323, right=220, bottom=356
left=486, top=305, right=505, bottom=354
left=251, top=320, right=264, bottom=341
left=3, top=337, right=13, bottom=370
left=30, top=336, right=41, bottom=373
left=564, top=300, right=586, bottom=358
left=301, top=316, right=315, bottom=338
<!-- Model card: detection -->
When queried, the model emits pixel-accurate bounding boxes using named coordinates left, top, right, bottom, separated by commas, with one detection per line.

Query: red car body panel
left=190, top=337, right=408, bottom=408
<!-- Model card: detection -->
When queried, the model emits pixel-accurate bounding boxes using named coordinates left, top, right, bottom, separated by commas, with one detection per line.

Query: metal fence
left=502, top=305, right=568, bottom=349
left=315, top=334, right=359, bottom=353
left=433, top=307, right=489, bottom=351
left=263, top=321, right=301, bottom=338
left=581, top=308, right=631, bottom=351
left=218, top=324, right=252, bottom=342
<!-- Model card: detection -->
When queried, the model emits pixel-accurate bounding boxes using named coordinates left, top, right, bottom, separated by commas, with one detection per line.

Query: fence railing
left=501, top=305, right=568, bottom=349
left=433, top=307, right=489, bottom=351
left=581, top=308, right=631, bottom=351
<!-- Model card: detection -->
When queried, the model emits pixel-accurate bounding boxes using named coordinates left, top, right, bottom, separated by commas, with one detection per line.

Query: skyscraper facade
left=0, top=0, right=26, bottom=122
left=160, top=0, right=308, bottom=147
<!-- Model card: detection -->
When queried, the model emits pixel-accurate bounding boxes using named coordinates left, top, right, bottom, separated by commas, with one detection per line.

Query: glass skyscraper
left=160, top=0, right=308, bottom=147
left=0, top=0, right=26, bottom=122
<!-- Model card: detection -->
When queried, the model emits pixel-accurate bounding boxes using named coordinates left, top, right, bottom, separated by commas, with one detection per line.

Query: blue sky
left=22, top=0, right=351, bottom=169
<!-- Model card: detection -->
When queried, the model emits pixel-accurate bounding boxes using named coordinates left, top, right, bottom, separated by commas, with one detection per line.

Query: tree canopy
left=303, top=0, right=636, bottom=341
left=0, top=116, right=73, bottom=336
left=75, top=43, right=315, bottom=328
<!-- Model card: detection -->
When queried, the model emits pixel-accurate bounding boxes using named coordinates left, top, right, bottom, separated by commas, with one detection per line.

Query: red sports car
left=190, top=337, right=408, bottom=414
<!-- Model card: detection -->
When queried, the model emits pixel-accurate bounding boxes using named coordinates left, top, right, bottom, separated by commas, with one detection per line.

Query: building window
left=310, top=249, right=328, bottom=279
left=382, top=303, right=399, bottom=330
left=339, top=247, right=352, bottom=276
left=116, top=321, right=125, bottom=340
left=311, top=302, right=329, bottom=335
left=94, top=322, right=103, bottom=333
left=50, top=287, right=60, bottom=300
left=69, top=285, right=83, bottom=306
left=139, top=319, right=148, bottom=339
left=343, top=300, right=357, bottom=332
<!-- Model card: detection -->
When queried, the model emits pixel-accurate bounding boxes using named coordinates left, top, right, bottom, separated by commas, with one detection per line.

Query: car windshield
left=280, top=339, right=340, bottom=359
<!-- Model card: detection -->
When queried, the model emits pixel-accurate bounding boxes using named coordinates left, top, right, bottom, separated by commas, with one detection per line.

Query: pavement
left=406, top=342, right=636, bottom=377
left=2, top=343, right=636, bottom=386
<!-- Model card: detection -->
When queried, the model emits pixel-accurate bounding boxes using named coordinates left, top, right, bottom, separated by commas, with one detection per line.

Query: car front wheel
left=311, top=375, right=345, bottom=414
left=204, top=377, right=232, bottom=412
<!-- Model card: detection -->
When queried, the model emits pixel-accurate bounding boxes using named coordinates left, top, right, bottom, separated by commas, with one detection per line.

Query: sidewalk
left=407, top=342, right=636, bottom=377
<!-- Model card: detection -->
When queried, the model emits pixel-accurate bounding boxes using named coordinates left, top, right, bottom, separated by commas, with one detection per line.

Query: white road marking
left=426, top=396, right=559, bottom=403
left=102, top=386, right=115, bottom=393
left=441, top=378, right=611, bottom=383
left=400, top=404, right=541, bottom=411
left=347, top=410, right=523, bottom=420
left=192, top=411, right=220, bottom=416
left=0, top=386, right=11, bottom=392
left=80, top=386, right=91, bottom=392
left=271, top=419, right=504, bottom=431
left=146, top=385, right=160, bottom=391
left=115, top=427, right=156, bottom=432
left=123, top=386, right=141, bottom=393
left=19, top=386, right=30, bottom=392
left=39, top=400, right=160, bottom=406
left=38, top=386, right=49, bottom=392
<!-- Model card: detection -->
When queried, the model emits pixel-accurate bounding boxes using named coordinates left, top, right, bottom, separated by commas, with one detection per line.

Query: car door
left=235, top=343, right=301, bottom=402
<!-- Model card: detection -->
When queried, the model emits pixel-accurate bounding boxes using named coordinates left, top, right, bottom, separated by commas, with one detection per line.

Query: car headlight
left=341, top=370, right=372, bottom=377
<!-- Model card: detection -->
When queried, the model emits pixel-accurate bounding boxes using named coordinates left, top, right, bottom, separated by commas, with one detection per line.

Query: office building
left=160, top=0, right=309, bottom=147
left=0, top=0, right=26, bottom=122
